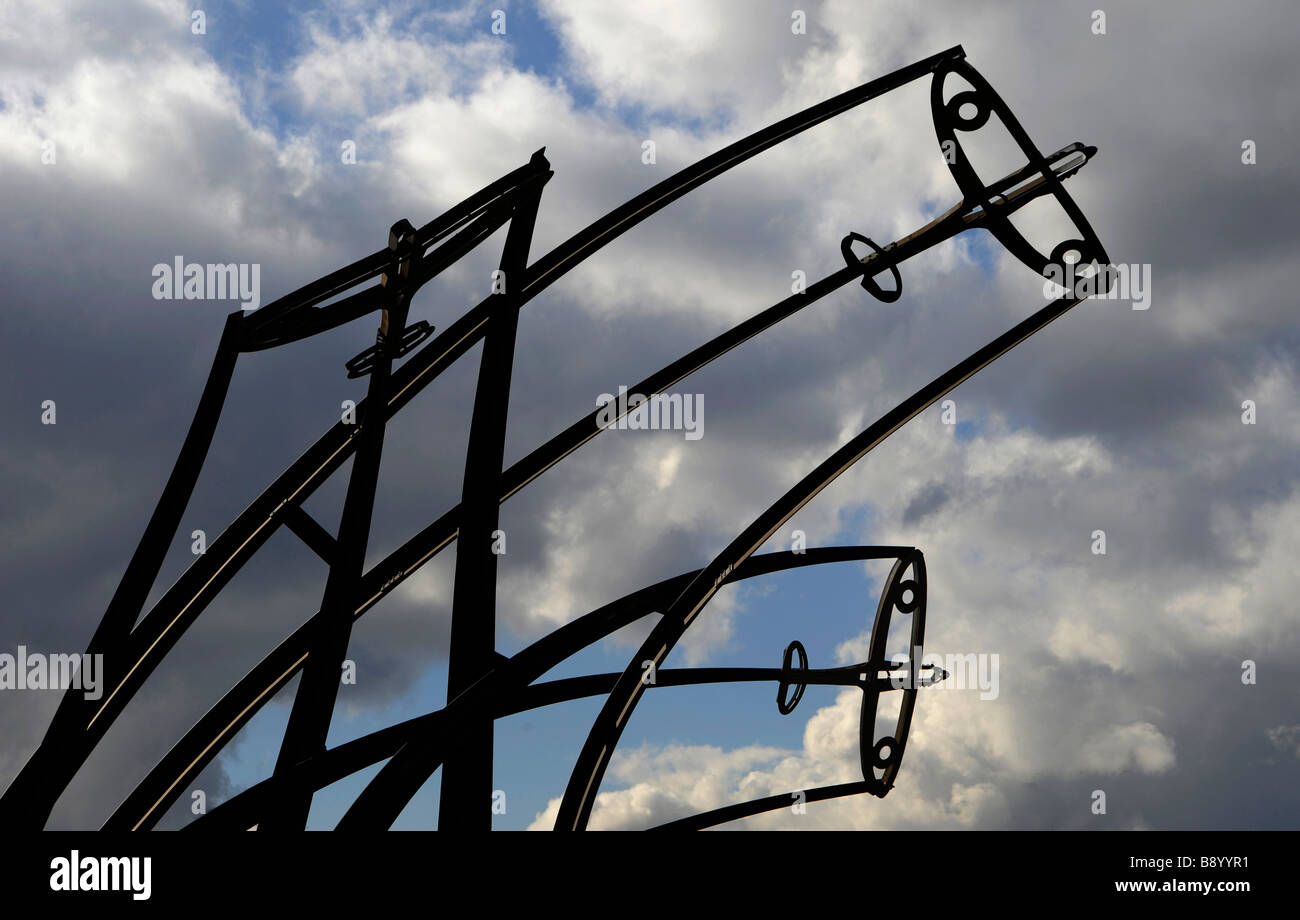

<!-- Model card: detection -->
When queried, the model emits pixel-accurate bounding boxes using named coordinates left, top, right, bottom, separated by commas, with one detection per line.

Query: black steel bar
left=94, top=164, right=553, bottom=736
left=321, top=144, right=1104, bottom=828
left=649, top=781, right=874, bottom=831
left=509, top=661, right=936, bottom=707
left=181, top=547, right=914, bottom=831
left=245, top=179, right=543, bottom=353
left=520, top=47, right=963, bottom=298
left=552, top=285, right=1090, bottom=831
left=440, top=151, right=552, bottom=830
left=95, top=312, right=244, bottom=644
left=549, top=50, right=1115, bottom=832
left=15, top=47, right=959, bottom=830
left=0, top=313, right=243, bottom=828
left=244, top=154, right=551, bottom=334
left=102, top=133, right=1089, bottom=831
left=263, top=217, right=425, bottom=831
left=282, top=506, right=339, bottom=566
left=100, top=232, right=921, bottom=829
left=188, top=660, right=936, bottom=832
left=14, top=46, right=1122, bottom=834
left=0, top=159, right=553, bottom=830
left=106, top=546, right=907, bottom=829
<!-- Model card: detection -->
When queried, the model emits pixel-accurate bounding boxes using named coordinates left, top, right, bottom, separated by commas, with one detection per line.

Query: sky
left=1, top=0, right=1298, bottom=831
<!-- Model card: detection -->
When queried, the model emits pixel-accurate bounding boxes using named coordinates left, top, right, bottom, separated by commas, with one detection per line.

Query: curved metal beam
left=108, top=546, right=908, bottom=829
left=551, top=47, right=1115, bottom=833
left=213, top=548, right=913, bottom=831
left=552, top=286, right=1090, bottom=831
left=3, top=46, right=964, bottom=831
left=649, top=781, right=875, bottom=831
left=106, top=131, right=1095, bottom=831
left=187, top=658, right=929, bottom=832
left=0, top=156, right=556, bottom=829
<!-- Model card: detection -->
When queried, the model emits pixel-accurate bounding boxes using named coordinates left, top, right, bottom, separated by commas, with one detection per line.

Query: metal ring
left=840, top=232, right=903, bottom=303
left=776, top=640, right=809, bottom=715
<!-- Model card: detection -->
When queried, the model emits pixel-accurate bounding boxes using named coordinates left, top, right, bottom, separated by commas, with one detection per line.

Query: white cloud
left=4, top=0, right=1299, bottom=832
left=1077, top=722, right=1176, bottom=774
left=539, top=0, right=809, bottom=119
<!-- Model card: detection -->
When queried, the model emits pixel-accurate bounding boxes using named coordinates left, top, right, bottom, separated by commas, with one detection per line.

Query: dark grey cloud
left=2, top=0, right=1297, bottom=830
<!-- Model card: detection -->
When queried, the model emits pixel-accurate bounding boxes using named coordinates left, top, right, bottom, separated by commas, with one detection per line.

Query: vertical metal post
left=438, top=151, right=551, bottom=830
left=262, top=220, right=420, bottom=830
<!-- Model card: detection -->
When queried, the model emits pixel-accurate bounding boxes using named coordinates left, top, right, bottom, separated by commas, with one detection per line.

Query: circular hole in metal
left=1051, top=239, right=1094, bottom=270
left=873, top=736, right=898, bottom=769
left=895, top=579, right=919, bottom=614
left=947, top=91, right=990, bottom=131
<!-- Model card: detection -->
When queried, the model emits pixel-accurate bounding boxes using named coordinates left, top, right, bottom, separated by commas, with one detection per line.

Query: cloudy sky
left=2, top=0, right=1297, bottom=831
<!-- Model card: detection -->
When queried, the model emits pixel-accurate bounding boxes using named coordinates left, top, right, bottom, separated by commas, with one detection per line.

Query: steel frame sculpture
left=1, top=45, right=1111, bottom=831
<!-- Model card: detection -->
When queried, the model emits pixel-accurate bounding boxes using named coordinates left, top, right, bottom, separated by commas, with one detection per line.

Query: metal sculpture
left=1, top=44, right=1111, bottom=831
